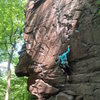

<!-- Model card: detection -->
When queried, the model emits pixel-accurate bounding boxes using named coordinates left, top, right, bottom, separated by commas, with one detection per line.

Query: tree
left=0, top=0, right=26, bottom=100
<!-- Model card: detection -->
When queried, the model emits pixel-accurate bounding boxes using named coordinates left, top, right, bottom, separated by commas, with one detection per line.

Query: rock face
left=15, top=0, right=100, bottom=100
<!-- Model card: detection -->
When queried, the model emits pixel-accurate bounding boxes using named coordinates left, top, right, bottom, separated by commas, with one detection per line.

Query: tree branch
left=5, top=40, right=10, bottom=56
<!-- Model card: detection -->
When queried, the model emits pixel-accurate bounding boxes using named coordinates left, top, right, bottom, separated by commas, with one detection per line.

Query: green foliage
left=0, top=77, right=7, bottom=100
left=10, top=74, right=28, bottom=100
left=0, top=0, right=36, bottom=100
left=0, top=73, right=37, bottom=100
left=0, top=0, right=26, bottom=62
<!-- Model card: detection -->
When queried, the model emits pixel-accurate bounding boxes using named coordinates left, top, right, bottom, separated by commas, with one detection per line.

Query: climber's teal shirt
left=58, top=46, right=70, bottom=65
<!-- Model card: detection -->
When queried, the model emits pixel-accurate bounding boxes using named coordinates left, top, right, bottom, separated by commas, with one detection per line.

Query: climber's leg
left=65, top=64, right=70, bottom=75
left=63, top=64, right=71, bottom=80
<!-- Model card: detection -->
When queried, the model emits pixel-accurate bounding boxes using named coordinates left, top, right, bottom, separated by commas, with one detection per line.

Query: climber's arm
left=65, top=45, right=70, bottom=54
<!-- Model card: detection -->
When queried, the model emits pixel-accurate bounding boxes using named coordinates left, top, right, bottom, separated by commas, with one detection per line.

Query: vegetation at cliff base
left=0, top=0, right=35, bottom=100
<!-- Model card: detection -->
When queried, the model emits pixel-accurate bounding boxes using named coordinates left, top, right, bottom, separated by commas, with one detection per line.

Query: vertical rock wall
left=16, top=0, right=100, bottom=100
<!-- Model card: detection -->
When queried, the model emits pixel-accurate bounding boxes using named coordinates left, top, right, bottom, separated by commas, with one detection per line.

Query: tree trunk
left=16, top=0, right=100, bottom=100
left=5, top=46, right=15, bottom=100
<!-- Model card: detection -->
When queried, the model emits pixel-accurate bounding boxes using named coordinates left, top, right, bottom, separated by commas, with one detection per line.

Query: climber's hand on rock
left=68, top=45, right=70, bottom=48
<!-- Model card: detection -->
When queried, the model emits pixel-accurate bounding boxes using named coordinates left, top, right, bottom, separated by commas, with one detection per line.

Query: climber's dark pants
left=59, top=64, right=70, bottom=75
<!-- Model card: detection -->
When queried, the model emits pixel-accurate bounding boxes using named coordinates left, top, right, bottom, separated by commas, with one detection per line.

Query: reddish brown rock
left=29, top=79, right=59, bottom=99
left=16, top=0, right=100, bottom=100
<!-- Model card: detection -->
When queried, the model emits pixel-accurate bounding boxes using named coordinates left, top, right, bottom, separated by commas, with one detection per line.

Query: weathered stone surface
left=76, top=83, right=94, bottom=95
left=28, top=79, right=59, bottom=99
left=94, top=89, right=100, bottom=100
left=56, top=92, right=73, bottom=100
left=15, top=52, right=33, bottom=76
left=15, top=0, right=100, bottom=100
left=83, top=96, right=94, bottom=100
left=75, top=96, right=83, bottom=100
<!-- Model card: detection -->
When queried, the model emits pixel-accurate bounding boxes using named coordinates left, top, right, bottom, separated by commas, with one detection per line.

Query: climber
left=58, top=45, right=70, bottom=64
left=57, top=45, right=71, bottom=78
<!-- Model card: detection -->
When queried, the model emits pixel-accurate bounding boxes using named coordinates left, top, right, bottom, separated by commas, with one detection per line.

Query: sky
left=0, top=61, right=14, bottom=76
